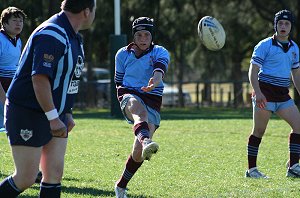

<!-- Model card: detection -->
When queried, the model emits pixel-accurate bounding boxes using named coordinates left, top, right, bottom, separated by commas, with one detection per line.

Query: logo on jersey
left=43, top=54, right=54, bottom=68
left=20, top=129, right=33, bottom=141
left=68, top=55, right=84, bottom=94
left=74, top=55, right=84, bottom=78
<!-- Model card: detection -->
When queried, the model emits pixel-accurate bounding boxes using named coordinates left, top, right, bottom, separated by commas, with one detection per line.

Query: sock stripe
left=289, top=143, right=300, bottom=148
left=137, top=129, right=149, bottom=143
left=123, top=169, right=134, bottom=180
left=247, top=145, right=258, bottom=156
left=247, top=145, right=258, bottom=150
left=40, top=182, right=61, bottom=188
left=289, top=143, right=300, bottom=154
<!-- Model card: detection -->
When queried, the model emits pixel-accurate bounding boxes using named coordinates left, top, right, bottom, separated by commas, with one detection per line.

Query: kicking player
left=0, top=7, right=26, bottom=132
left=114, top=17, right=170, bottom=197
left=246, top=10, right=300, bottom=178
left=0, top=0, right=96, bottom=197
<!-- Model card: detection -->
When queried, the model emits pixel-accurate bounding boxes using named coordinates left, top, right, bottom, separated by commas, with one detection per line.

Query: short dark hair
left=61, top=0, right=95, bottom=14
left=0, top=7, right=27, bottom=27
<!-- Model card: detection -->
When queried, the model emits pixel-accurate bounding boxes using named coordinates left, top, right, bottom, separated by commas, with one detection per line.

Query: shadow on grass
left=62, top=186, right=114, bottom=197
left=18, top=185, right=157, bottom=198
left=0, top=172, right=9, bottom=178
left=19, top=195, right=36, bottom=198
left=63, top=176, right=80, bottom=182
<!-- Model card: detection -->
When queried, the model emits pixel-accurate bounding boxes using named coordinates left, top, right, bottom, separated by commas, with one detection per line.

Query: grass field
left=1, top=107, right=300, bottom=197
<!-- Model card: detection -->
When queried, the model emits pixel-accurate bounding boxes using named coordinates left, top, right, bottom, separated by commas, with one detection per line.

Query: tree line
left=1, top=0, right=300, bottom=107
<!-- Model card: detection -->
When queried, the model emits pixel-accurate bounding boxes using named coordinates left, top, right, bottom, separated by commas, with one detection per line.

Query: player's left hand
left=141, top=78, right=155, bottom=92
left=51, top=126, right=67, bottom=138
left=49, top=118, right=68, bottom=138
left=66, top=113, right=75, bottom=132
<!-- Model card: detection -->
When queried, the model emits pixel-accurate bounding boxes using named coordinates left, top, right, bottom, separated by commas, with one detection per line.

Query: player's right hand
left=253, top=92, right=267, bottom=109
left=49, top=118, right=67, bottom=138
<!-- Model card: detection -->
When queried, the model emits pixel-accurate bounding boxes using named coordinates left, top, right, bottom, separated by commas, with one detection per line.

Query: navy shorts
left=5, top=101, right=68, bottom=147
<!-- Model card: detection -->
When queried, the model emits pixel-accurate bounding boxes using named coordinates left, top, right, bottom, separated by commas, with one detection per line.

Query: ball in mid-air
left=197, top=16, right=226, bottom=51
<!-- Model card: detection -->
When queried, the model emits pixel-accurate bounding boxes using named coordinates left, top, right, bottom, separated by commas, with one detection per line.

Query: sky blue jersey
left=115, top=43, right=170, bottom=111
left=0, top=31, right=22, bottom=78
left=250, top=36, right=300, bottom=87
left=7, top=12, right=84, bottom=114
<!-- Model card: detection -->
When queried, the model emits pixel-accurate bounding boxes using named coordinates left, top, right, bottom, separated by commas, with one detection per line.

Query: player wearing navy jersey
left=0, top=7, right=26, bottom=131
left=0, top=0, right=96, bottom=197
left=114, top=17, right=170, bottom=198
left=246, top=10, right=300, bottom=178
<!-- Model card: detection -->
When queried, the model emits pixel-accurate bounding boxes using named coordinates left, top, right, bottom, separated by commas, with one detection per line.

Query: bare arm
left=0, top=83, right=6, bottom=104
left=32, top=74, right=66, bottom=133
left=141, top=71, right=163, bottom=92
left=292, top=68, right=300, bottom=95
left=249, top=63, right=266, bottom=108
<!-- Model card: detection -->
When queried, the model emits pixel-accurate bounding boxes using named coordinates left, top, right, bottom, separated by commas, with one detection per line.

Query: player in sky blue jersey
left=246, top=10, right=300, bottom=179
left=114, top=17, right=170, bottom=198
left=0, top=5, right=42, bottom=185
left=0, top=7, right=26, bottom=131
left=0, top=0, right=96, bottom=197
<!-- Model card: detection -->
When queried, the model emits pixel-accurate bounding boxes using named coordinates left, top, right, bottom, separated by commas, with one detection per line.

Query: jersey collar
left=126, top=42, right=154, bottom=58
left=58, top=11, right=77, bottom=39
left=0, top=29, right=20, bottom=47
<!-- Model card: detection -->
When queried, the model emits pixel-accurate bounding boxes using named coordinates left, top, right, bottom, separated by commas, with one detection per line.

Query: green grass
left=1, top=107, right=300, bottom=197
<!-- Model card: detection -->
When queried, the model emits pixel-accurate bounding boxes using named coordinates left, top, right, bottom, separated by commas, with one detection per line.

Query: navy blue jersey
left=7, top=11, right=84, bottom=114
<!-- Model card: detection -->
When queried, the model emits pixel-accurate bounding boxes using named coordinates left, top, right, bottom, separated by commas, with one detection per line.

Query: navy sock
left=39, top=182, right=61, bottom=198
left=247, top=135, right=262, bottom=169
left=0, top=176, right=22, bottom=198
left=289, top=133, right=300, bottom=167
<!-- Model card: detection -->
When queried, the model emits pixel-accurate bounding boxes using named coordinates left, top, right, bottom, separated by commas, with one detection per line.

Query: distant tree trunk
left=177, top=42, right=185, bottom=107
left=202, top=83, right=212, bottom=105
left=231, top=56, right=244, bottom=108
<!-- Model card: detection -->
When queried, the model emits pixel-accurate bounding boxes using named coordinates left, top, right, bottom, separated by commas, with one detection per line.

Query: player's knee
left=252, top=128, right=266, bottom=137
left=290, top=123, right=300, bottom=133
left=128, top=102, right=147, bottom=118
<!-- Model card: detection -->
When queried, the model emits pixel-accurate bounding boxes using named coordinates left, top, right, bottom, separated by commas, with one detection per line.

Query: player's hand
left=65, top=113, right=75, bottom=132
left=141, top=78, right=155, bottom=92
left=49, top=118, right=67, bottom=138
left=253, top=91, right=267, bottom=109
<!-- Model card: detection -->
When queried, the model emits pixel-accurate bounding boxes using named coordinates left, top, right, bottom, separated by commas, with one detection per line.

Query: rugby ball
left=197, top=16, right=226, bottom=51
